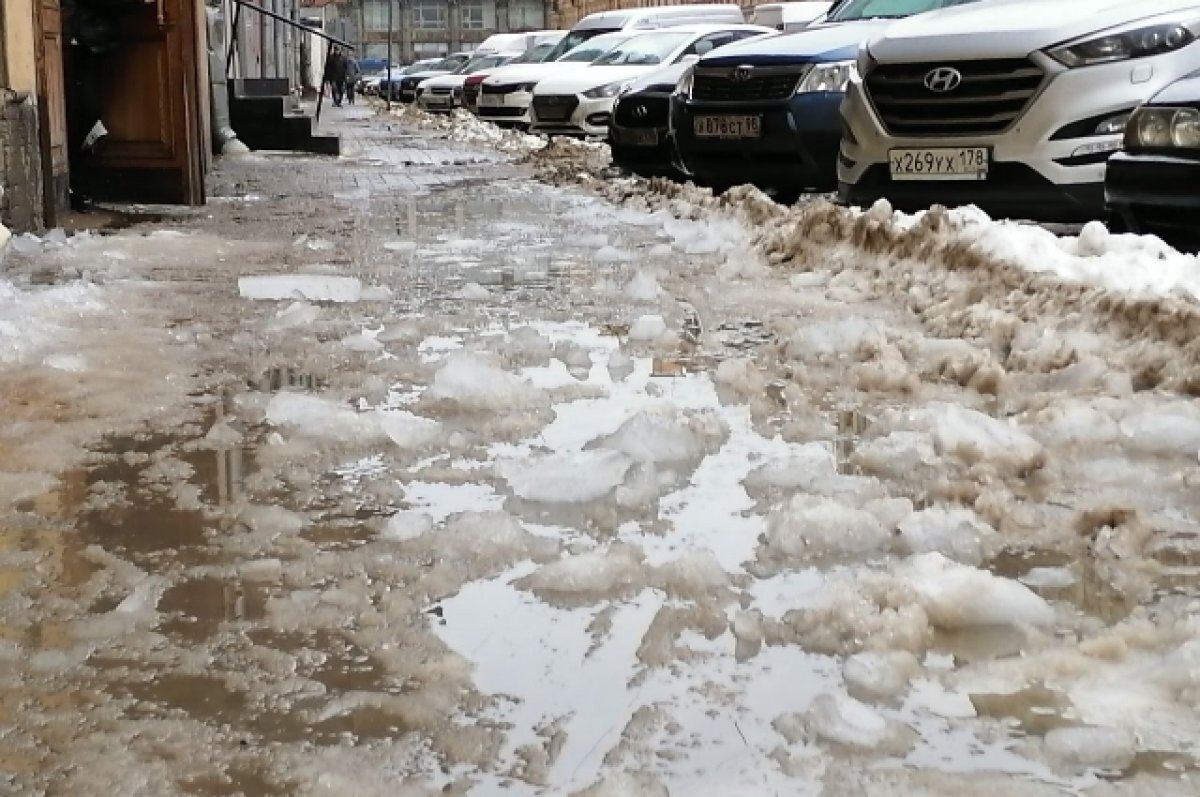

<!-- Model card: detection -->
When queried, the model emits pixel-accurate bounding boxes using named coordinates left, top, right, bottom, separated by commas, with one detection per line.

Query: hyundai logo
left=731, top=65, right=754, bottom=82
left=632, top=104, right=649, bottom=119
left=924, top=66, right=963, bottom=93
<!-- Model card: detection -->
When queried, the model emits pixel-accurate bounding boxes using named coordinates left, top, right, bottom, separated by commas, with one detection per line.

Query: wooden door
left=36, top=0, right=71, bottom=225
left=87, top=0, right=207, bottom=205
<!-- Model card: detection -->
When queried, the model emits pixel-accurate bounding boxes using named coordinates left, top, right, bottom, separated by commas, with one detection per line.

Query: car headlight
left=583, top=80, right=630, bottom=99
left=795, top=60, right=854, bottom=94
left=1125, top=105, right=1200, bottom=150
left=1048, top=21, right=1196, bottom=67
left=676, top=66, right=696, bottom=98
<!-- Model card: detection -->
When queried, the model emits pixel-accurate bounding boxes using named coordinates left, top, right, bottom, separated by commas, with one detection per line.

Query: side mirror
left=681, top=54, right=700, bottom=65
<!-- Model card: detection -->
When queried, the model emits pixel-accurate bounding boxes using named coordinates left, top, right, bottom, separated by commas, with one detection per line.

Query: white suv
left=838, top=0, right=1200, bottom=221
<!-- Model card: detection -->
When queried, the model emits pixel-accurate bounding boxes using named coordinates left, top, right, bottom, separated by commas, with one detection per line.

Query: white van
left=749, top=2, right=832, bottom=32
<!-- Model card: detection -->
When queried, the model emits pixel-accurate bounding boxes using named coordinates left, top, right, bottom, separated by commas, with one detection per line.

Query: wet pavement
left=1, top=104, right=1199, bottom=796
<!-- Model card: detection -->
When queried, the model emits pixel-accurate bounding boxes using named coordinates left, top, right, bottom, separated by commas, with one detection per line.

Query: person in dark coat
left=324, top=48, right=348, bottom=107
left=344, top=58, right=362, bottom=105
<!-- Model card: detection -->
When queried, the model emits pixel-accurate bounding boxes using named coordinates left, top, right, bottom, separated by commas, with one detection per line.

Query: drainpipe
left=207, top=3, right=249, bottom=155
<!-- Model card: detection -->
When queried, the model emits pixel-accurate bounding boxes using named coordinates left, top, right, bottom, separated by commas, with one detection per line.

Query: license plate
left=694, top=115, right=761, bottom=139
left=479, top=94, right=500, bottom=107
left=889, top=147, right=989, bottom=181
left=426, top=96, right=449, bottom=105
left=622, top=128, right=659, bottom=146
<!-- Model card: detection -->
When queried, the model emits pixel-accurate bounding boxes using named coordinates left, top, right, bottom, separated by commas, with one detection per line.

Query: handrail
left=228, top=0, right=357, bottom=50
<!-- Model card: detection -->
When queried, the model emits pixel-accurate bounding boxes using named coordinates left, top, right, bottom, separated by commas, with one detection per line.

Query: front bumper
left=530, top=95, right=614, bottom=137
left=608, top=91, right=678, bottom=177
left=418, top=92, right=459, bottom=113
left=1106, top=150, right=1200, bottom=239
left=477, top=89, right=534, bottom=126
left=838, top=52, right=1200, bottom=221
left=673, top=91, right=843, bottom=191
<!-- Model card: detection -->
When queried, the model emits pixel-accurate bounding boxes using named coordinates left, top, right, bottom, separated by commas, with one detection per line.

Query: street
left=1, top=103, right=1199, bottom=796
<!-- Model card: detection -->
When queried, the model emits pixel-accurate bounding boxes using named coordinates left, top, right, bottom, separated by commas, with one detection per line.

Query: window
left=412, top=1, right=446, bottom=30
left=461, top=1, right=485, bottom=30
left=684, top=30, right=764, bottom=58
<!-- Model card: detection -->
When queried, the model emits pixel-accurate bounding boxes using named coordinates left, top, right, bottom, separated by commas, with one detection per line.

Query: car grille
left=692, top=67, right=803, bottom=102
left=865, top=58, right=1044, bottom=137
left=481, top=83, right=518, bottom=95
left=533, top=95, right=579, bottom=123
left=479, top=106, right=526, bottom=118
left=615, top=95, right=670, bottom=128
left=430, top=87, right=453, bottom=95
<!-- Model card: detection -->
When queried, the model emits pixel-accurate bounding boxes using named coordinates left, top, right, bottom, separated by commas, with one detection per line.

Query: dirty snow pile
left=0, top=221, right=10, bottom=260
left=0, top=276, right=101, bottom=364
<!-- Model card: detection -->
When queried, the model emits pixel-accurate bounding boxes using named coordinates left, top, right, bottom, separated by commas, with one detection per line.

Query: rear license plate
left=889, top=147, right=989, bottom=181
left=694, top=115, right=761, bottom=139
left=623, top=129, right=659, bottom=146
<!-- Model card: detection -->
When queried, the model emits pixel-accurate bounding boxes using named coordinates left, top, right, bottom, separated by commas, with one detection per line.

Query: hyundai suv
left=672, top=0, right=984, bottom=197
left=839, top=0, right=1200, bottom=221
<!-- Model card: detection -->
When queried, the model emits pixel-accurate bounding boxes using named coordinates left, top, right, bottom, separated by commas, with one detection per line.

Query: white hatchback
left=529, top=24, right=773, bottom=137
left=839, top=0, right=1200, bottom=221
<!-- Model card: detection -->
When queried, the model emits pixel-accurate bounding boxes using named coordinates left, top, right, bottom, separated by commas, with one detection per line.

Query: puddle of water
left=158, top=576, right=271, bottom=642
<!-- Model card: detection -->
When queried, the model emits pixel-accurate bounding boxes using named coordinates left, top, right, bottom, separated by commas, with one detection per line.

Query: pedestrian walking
left=323, top=47, right=348, bottom=107
left=344, top=57, right=361, bottom=105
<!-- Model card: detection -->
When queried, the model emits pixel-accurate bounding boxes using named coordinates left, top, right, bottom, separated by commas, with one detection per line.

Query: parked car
left=374, top=59, right=440, bottom=98
left=531, top=25, right=773, bottom=137
left=479, top=32, right=638, bottom=128
left=609, top=32, right=778, bottom=177
left=390, top=52, right=472, bottom=103
left=357, top=62, right=405, bottom=95
left=418, top=53, right=523, bottom=113
left=750, top=2, right=833, bottom=32
left=672, top=0, right=986, bottom=198
left=839, top=0, right=1200, bottom=222
left=478, top=4, right=746, bottom=127
left=463, top=39, right=565, bottom=112
left=1107, top=69, right=1200, bottom=244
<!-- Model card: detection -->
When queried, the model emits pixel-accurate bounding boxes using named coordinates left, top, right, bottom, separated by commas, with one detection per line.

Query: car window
left=683, top=30, right=760, bottom=58
left=457, top=55, right=505, bottom=74
left=513, top=43, right=556, bottom=63
left=592, top=32, right=692, bottom=66
left=828, top=0, right=980, bottom=22
left=543, top=28, right=620, bottom=62
left=558, top=33, right=636, bottom=63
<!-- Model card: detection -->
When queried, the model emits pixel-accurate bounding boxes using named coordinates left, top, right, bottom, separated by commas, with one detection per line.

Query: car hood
left=403, top=69, right=452, bottom=83
left=421, top=74, right=470, bottom=89
left=624, top=62, right=691, bottom=94
left=1150, top=68, right=1200, bottom=105
left=483, top=62, right=591, bottom=86
left=534, top=65, right=663, bottom=95
left=699, top=19, right=892, bottom=66
left=868, top=0, right=1200, bottom=62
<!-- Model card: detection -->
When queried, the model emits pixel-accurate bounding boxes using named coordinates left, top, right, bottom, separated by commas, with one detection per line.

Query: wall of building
left=549, top=0, right=731, bottom=29
left=1, top=0, right=46, bottom=232
left=356, top=0, right=551, bottom=63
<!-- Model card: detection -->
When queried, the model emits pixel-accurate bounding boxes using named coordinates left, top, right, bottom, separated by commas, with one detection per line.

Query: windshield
left=456, top=55, right=507, bottom=74
left=431, top=55, right=465, bottom=71
left=513, top=42, right=557, bottom=64
left=559, top=33, right=636, bottom=63
left=592, top=31, right=692, bottom=66
left=828, top=0, right=980, bottom=22
left=402, top=60, right=437, bottom=74
left=543, top=28, right=619, bottom=61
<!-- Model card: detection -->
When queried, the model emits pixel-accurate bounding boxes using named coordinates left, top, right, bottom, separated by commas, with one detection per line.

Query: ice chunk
left=382, top=511, right=435, bottom=541
left=267, top=301, right=321, bottom=330
left=239, top=504, right=307, bottom=536
left=238, top=274, right=363, bottom=303
left=851, top=431, right=937, bottom=480
left=765, top=495, right=889, bottom=558
left=1020, top=566, right=1077, bottom=589
left=457, top=282, right=491, bottom=301
left=570, top=772, right=668, bottom=797
left=239, top=559, right=283, bottom=581
left=516, top=544, right=646, bottom=599
left=423, top=352, right=549, bottom=412
left=203, top=419, right=243, bottom=448
left=341, top=332, right=384, bottom=352
left=379, top=411, right=442, bottom=450
left=607, top=350, right=635, bottom=381
left=896, top=507, right=992, bottom=566
left=501, top=449, right=632, bottom=503
left=1120, top=410, right=1200, bottom=456
left=43, top=354, right=87, bottom=372
left=383, top=240, right=419, bottom=255
left=802, top=692, right=910, bottom=752
left=10, top=233, right=42, bottom=255
left=265, top=392, right=384, bottom=444
left=912, top=403, right=1044, bottom=473
left=1044, top=726, right=1136, bottom=772
left=743, top=444, right=838, bottom=493
left=594, top=245, right=632, bottom=264
left=624, top=271, right=663, bottom=302
left=1034, top=400, right=1119, bottom=446
left=628, top=314, right=667, bottom=342
left=360, top=285, right=394, bottom=301
left=592, top=406, right=726, bottom=464
left=899, top=552, right=1055, bottom=629
left=654, top=549, right=729, bottom=598
left=786, top=318, right=885, bottom=362
left=843, top=651, right=921, bottom=703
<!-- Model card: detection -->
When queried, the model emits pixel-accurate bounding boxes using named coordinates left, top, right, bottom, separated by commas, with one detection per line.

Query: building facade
left=353, top=0, right=551, bottom=62
left=1, top=0, right=47, bottom=232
